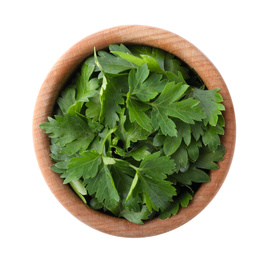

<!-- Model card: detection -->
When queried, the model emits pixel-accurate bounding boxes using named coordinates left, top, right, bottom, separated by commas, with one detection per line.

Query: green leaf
left=163, top=135, right=182, bottom=156
left=58, top=64, right=99, bottom=116
left=152, top=133, right=165, bottom=147
left=172, top=142, right=189, bottom=171
left=49, top=139, right=74, bottom=162
left=176, top=120, right=192, bottom=146
left=126, top=153, right=176, bottom=212
left=109, top=44, right=133, bottom=54
left=163, top=119, right=192, bottom=156
left=129, top=65, right=150, bottom=94
left=57, top=87, right=76, bottom=115
left=76, top=64, right=99, bottom=102
left=64, top=150, right=101, bottom=183
left=139, top=152, right=175, bottom=179
left=150, top=82, right=204, bottom=136
left=170, top=98, right=206, bottom=124
left=125, top=146, right=150, bottom=161
left=111, top=158, right=136, bottom=177
left=115, top=108, right=149, bottom=149
left=190, top=121, right=205, bottom=141
left=160, top=190, right=193, bottom=219
left=111, top=160, right=143, bottom=212
left=195, top=145, right=226, bottom=170
left=40, top=115, right=96, bottom=155
left=94, top=50, right=127, bottom=129
left=128, top=64, right=167, bottom=102
left=94, top=50, right=137, bottom=74
left=192, top=88, right=225, bottom=126
left=89, top=197, right=103, bottom=210
left=98, top=74, right=125, bottom=128
left=85, top=163, right=120, bottom=212
left=138, top=173, right=176, bottom=211
left=86, top=118, right=104, bottom=134
left=150, top=82, right=187, bottom=136
left=111, top=50, right=164, bottom=74
left=119, top=205, right=151, bottom=225
left=126, top=98, right=152, bottom=132
left=174, top=165, right=210, bottom=185
left=202, top=125, right=224, bottom=151
left=115, top=144, right=151, bottom=162
left=164, top=54, right=190, bottom=79
left=129, top=45, right=166, bottom=72
left=186, top=139, right=202, bottom=161
left=111, top=162, right=134, bottom=202
left=166, top=71, right=187, bottom=84
left=85, top=95, right=101, bottom=120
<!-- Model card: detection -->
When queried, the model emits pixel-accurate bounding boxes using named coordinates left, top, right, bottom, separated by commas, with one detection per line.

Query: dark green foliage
left=40, top=44, right=226, bottom=224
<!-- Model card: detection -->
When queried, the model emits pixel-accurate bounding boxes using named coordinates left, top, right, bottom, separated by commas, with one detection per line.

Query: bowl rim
left=32, top=25, right=236, bottom=238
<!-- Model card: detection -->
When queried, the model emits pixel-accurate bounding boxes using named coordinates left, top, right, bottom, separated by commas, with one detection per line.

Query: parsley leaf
left=115, top=108, right=149, bottom=150
left=174, top=165, right=210, bottom=185
left=76, top=64, right=99, bottom=102
left=57, top=64, right=99, bottom=116
left=159, top=189, right=193, bottom=219
left=126, top=152, right=176, bottom=212
left=40, top=115, right=96, bottom=155
left=163, top=120, right=191, bottom=156
left=139, top=152, right=175, bottom=178
left=111, top=50, right=164, bottom=74
left=119, top=205, right=151, bottom=225
left=63, top=150, right=101, bottom=184
left=126, top=98, right=153, bottom=132
left=202, top=125, right=224, bottom=151
left=57, top=87, right=76, bottom=115
left=93, top=49, right=136, bottom=74
left=192, top=88, right=225, bottom=126
left=85, top=95, right=101, bottom=121
left=137, top=173, right=176, bottom=212
left=94, top=50, right=126, bottom=128
left=128, top=64, right=167, bottom=102
left=195, top=145, right=226, bottom=170
left=85, top=163, right=120, bottom=212
left=129, top=45, right=166, bottom=72
left=98, top=74, right=125, bottom=128
left=150, top=82, right=204, bottom=136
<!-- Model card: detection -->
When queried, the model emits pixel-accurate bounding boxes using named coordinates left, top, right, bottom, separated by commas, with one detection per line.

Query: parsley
left=40, top=44, right=226, bottom=224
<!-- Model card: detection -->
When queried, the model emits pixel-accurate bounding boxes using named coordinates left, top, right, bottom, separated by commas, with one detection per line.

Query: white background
left=1, top=0, right=267, bottom=259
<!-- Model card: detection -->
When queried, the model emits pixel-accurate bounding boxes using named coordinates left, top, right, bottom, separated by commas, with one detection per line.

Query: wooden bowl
left=32, top=25, right=236, bottom=237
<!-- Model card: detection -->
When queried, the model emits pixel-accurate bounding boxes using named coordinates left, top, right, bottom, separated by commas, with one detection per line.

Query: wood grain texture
left=32, top=25, right=236, bottom=237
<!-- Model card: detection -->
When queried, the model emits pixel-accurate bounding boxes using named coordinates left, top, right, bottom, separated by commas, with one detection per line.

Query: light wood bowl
left=32, top=25, right=236, bottom=237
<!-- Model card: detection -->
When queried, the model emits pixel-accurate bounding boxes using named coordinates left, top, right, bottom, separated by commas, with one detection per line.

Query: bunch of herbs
left=40, top=44, right=225, bottom=224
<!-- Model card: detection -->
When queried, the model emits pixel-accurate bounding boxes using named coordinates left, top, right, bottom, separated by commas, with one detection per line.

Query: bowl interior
left=32, top=25, right=236, bottom=237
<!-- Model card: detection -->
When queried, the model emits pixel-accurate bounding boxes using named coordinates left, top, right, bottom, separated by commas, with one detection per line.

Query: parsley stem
left=129, top=164, right=139, bottom=172
left=113, top=158, right=139, bottom=172
left=100, top=126, right=117, bottom=155
left=129, top=95, right=139, bottom=101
